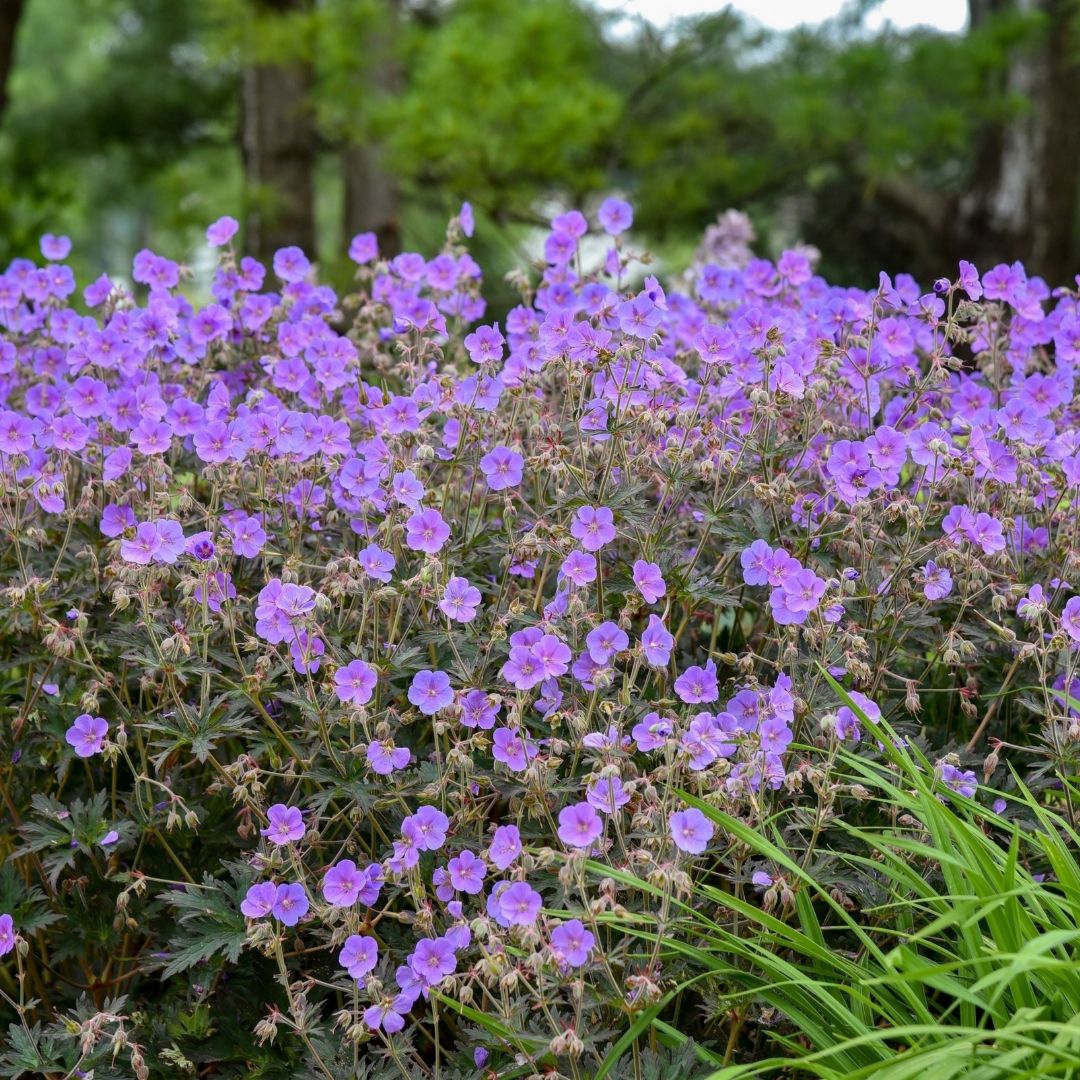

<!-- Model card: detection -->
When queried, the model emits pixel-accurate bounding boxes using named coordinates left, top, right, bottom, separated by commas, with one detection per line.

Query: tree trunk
left=342, top=0, right=402, bottom=258
left=242, top=0, right=316, bottom=266
left=0, top=0, right=25, bottom=123
left=955, top=0, right=1080, bottom=283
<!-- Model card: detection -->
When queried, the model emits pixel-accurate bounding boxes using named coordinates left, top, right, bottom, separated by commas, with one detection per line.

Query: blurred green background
left=0, top=0, right=1077, bottom=291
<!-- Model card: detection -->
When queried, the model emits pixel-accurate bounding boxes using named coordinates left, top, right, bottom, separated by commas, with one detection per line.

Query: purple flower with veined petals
left=560, top=549, right=596, bottom=586
left=322, top=859, right=379, bottom=907
left=339, top=934, right=379, bottom=980
left=334, top=659, right=377, bottom=705
left=0, top=913, right=15, bottom=956
left=632, top=560, right=666, bottom=603
left=489, top=824, right=522, bottom=870
left=674, top=659, right=719, bottom=704
left=641, top=615, right=674, bottom=668
left=357, top=543, right=395, bottom=583
left=479, top=446, right=524, bottom=490
left=410, top=936, right=457, bottom=987
left=587, top=776, right=630, bottom=815
left=586, top=621, right=629, bottom=665
left=464, top=323, right=505, bottom=365
left=402, top=805, right=449, bottom=851
left=447, top=850, right=487, bottom=894
left=558, top=801, right=603, bottom=847
left=1062, top=597, right=1080, bottom=643
left=120, top=522, right=162, bottom=565
left=669, top=807, right=714, bottom=854
left=571, top=505, right=616, bottom=552
left=532, top=634, right=572, bottom=679
left=226, top=514, right=266, bottom=559
left=632, top=711, right=673, bottom=752
left=65, top=714, right=107, bottom=758
left=240, top=881, right=277, bottom=919
left=405, top=508, right=451, bottom=554
left=262, top=804, right=305, bottom=845
left=498, top=881, right=542, bottom=925
left=363, top=999, right=407, bottom=1034
left=550, top=919, right=594, bottom=967
left=408, top=669, right=454, bottom=715
left=367, top=739, right=410, bottom=775
left=939, top=763, right=978, bottom=798
left=270, top=882, right=308, bottom=926
left=921, top=560, right=953, bottom=601
left=439, top=576, right=481, bottom=622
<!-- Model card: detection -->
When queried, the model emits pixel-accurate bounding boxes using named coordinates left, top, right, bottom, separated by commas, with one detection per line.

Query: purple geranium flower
left=570, top=505, right=616, bottom=552
left=557, top=801, right=603, bottom=848
left=550, top=918, right=594, bottom=967
left=65, top=714, right=108, bottom=758
left=405, top=508, right=451, bottom=554
left=334, top=659, right=378, bottom=705
left=669, top=807, right=714, bottom=854
left=262, top=804, right=305, bottom=846
left=408, top=669, right=454, bottom=715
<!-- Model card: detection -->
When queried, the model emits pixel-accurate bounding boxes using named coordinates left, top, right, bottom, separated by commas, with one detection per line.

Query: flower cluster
left=2, top=202, right=1078, bottom=1075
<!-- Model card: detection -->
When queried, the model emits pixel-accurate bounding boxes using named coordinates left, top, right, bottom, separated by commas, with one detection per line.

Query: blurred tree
left=239, top=0, right=316, bottom=263
left=954, top=0, right=1080, bottom=283
left=0, top=0, right=23, bottom=122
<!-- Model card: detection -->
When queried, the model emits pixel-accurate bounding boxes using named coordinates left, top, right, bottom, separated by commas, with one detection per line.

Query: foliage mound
left=2, top=206, right=1080, bottom=1077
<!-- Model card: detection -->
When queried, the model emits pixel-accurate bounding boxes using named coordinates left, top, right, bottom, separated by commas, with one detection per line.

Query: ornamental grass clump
left=1, top=200, right=1080, bottom=1077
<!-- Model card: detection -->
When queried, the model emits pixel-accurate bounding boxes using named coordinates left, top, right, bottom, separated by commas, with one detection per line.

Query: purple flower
left=334, top=659, right=378, bottom=705
left=558, top=801, right=603, bottom=848
left=550, top=918, right=594, bottom=966
left=632, top=712, right=673, bottom=752
left=405, top=508, right=451, bottom=554
left=489, top=824, right=522, bottom=870
left=402, top=805, right=449, bottom=851
left=498, top=881, right=542, bottom=925
left=349, top=232, right=378, bottom=264
left=270, top=882, right=309, bottom=926
left=358, top=543, right=395, bottom=583
left=464, top=323, right=505, bottom=365
left=409, top=669, right=454, bottom=715
left=363, top=998, right=408, bottom=1034
left=367, top=739, right=410, bottom=775
left=340, top=934, right=379, bottom=980
left=40, top=233, right=72, bottom=260
left=410, top=936, right=457, bottom=987
left=570, top=505, right=616, bottom=552
left=120, top=522, right=163, bottom=565
left=492, top=727, right=536, bottom=772
left=322, top=859, right=382, bottom=907
left=586, top=776, right=630, bottom=815
left=65, top=714, right=108, bottom=758
left=641, top=615, right=674, bottom=668
left=439, top=576, right=481, bottom=622
left=240, top=881, right=278, bottom=919
left=835, top=690, right=882, bottom=742
left=598, top=197, right=633, bottom=236
left=921, top=561, right=953, bottom=601
left=479, top=446, right=524, bottom=490
left=474, top=1048, right=490, bottom=1069
left=669, top=807, right=714, bottom=854
left=447, top=850, right=487, bottom=894
left=1063, top=597, right=1080, bottom=643
left=226, top=514, right=266, bottom=558
left=632, top=560, right=666, bottom=604
left=674, top=659, right=719, bottom=704
left=273, top=246, right=310, bottom=283
left=939, top=763, right=977, bottom=798
left=262, top=804, right=305, bottom=846
left=459, top=201, right=475, bottom=237
left=560, top=549, right=597, bottom=587
left=586, top=621, right=629, bottom=664
left=0, top=913, right=15, bottom=956
left=206, top=216, right=239, bottom=247
left=100, top=503, right=136, bottom=538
